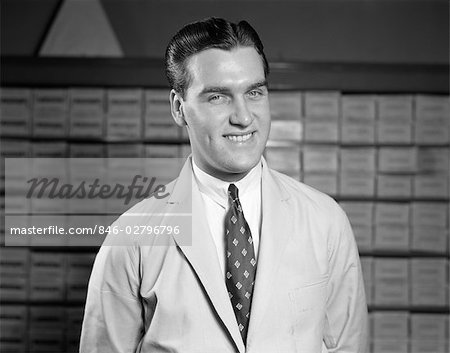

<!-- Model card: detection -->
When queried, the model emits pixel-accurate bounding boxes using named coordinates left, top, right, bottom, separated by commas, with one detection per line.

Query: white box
left=377, top=121, right=413, bottom=144
left=69, top=143, right=105, bottom=157
left=106, top=89, right=143, bottom=140
left=29, top=274, right=65, bottom=301
left=378, top=95, right=413, bottom=122
left=269, top=120, right=303, bottom=141
left=415, top=95, right=450, bottom=120
left=339, top=172, right=375, bottom=197
left=415, top=120, right=449, bottom=144
left=374, top=224, right=409, bottom=250
left=376, top=175, right=412, bottom=198
left=339, top=202, right=374, bottom=227
left=31, top=142, right=68, bottom=157
left=341, top=95, right=376, bottom=143
left=304, top=91, right=340, bottom=117
left=144, top=89, right=178, bottom=140
left=340, top=148, right=376, bottom=173
left=264, top=146, right=301, bottom=176
left=33, top=89, right=68, bottom=137
left=372, top=311, right=409, bottom=338
left=304, top=118, right=339, bottom=142
left=144, top=144, right=179, bottom=158
left=417, top=148, right=449, bottom=173
left=411, top=226, right=448, bottom=253
left=410, top=339, right=448, bottom=353
left=378, top=147, right=417, bottom=173
left=411, top=202, right=448, bottom=227
left=372, top=339, right=408, bottom=353
left=29, top=328, right=65, bottom=352
left=303, top=173, right=337, bottom=195
left=352, top=225, right=373, bottom=252
left=106, top=143, right=144, bottom=158
left=0, top=274, right=28, bottom=300
left=69, top=88, right=104, bottom=138
left=411, top=285, right=448, bottom=306
left=303, top=146, right=338, bottom=172
left=0, top=88, right=32, bottom=136
left=269, top=91, right=302, bottom=120
left=374, top=258, right=409, bottom=279
left=414, top=174, right=449, bottom=198
left=410, top=314, right=448, bottom=339
left=30, top=252, right=65, bottom=275
left=375, top=203, right=409, bottom=226
left=410, top=259, right=448, bottom=286
left=0, top=248, right=29, bottom=275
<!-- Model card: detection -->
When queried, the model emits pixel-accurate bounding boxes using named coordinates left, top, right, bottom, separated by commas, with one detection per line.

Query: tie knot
left=228, top=183, right=239, bottom=201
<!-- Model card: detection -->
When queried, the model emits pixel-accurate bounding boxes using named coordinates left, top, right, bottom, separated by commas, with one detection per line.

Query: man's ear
left=170, top=89, right=187, bottom=127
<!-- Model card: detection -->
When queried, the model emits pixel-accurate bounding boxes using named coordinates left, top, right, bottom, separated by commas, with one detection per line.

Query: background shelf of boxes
left=1, top=64, right=449, bottom=353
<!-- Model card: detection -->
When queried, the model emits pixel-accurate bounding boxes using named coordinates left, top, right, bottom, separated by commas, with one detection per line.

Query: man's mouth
left=225, top=132, right=254, bottom=142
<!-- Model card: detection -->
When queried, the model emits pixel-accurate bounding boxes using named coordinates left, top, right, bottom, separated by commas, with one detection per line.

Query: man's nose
left=230, top=98, right=253, bottom=127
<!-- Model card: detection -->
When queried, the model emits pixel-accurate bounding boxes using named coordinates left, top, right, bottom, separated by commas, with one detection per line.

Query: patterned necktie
left=225, top=183, right=257, bottom=344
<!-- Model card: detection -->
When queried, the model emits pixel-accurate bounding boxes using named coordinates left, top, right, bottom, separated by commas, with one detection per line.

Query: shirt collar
left=192, top=158, right=262, bottom=209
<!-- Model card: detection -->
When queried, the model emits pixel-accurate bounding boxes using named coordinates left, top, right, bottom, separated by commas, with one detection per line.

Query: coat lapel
left=246, top=159, right=293, bottom=343
left=170, top=158, right=245, bottom=353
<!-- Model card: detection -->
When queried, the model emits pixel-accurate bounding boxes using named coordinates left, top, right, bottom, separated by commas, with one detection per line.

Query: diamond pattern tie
left=225, top=183, right=257, bottom=344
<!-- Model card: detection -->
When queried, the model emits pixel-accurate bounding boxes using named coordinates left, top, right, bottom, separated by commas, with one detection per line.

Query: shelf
left=1, top=57, right=449, bottom=93
left=368, top=305, right=449, bottom=313
left=359, top=251, right=450, bottom=258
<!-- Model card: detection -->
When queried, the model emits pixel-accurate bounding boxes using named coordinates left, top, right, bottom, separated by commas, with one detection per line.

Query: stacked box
left=105, top=150, right=145, bottom=214
left=414, top=174, right=449, bottom=199
left=377, top=147, right=416, bottom=198
left=145, top=144, right=179, bottom=158
left=106, top=89, right=143, bottom=140
left=374, top=259, right=409, bottom=306
left=0, top=305, right=28, bottom=352
left=33, top=89, right=68, bottom=137
left=29, top=306, right=65, bottom=352
left=414, top=95, right=449, bottom=145
left=339, top=148, right=376, bottom=197
left=69, top=143, right=105, bottom=157
left=302, top=146, right=338, bottom=195
left=339, top=202, right=373, bottom=251
left=66, top=254, right=96, bottom=301
left=410, top=314, right=449, bottom=353
left=377, top=95, right=413, bottom=144
left=1, top=139, right=31, bottom=194
left=372, top=311, right=409, bottom=353
left=264, top=145, right=301, bottom=181
left=411, top=202, right=448, bottom=253
left=179, top=144, right=192, bottom=159
left=69, top=88, right=104, bottom=138
left=304, top=92, right=340, bottom=142
left=410, top=259, right=448, bottom=306
left=144, top=89, right=179, bottom=140
left=341, top=95, right=376, bottom=143
left=29, top=252, right=65, bottom=301
left=359, top=256, right=373, bottom=305
left=66, top=307, right=85, bottom=352
left=268, top=91, right=302, bottom=141
left=0, top=88, right=32, bottom=137
left=0, top=248, right=29, bottom=301
left=31, top=141, right=68, bottom=157
left=374, top=203, right=410, bottom=250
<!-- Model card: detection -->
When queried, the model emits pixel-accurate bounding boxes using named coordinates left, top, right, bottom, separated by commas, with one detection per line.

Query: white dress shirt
left=192, top=159, right=262, bottom=276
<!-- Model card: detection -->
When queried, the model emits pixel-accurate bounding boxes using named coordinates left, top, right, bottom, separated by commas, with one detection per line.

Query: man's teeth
left=226, top=133, right=252, bottom=142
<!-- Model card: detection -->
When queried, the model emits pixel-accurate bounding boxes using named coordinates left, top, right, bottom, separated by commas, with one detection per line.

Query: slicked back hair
left=165, top=17, right=269, bottom=98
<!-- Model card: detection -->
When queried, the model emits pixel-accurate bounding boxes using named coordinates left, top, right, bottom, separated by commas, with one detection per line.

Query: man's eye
left=209, top=95, right=226, bottom=104
left=248, top=90, right=262, bottom=99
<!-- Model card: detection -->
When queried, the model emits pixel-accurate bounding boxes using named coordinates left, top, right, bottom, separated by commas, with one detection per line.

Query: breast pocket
left=288, top=275, right=328, bottom=352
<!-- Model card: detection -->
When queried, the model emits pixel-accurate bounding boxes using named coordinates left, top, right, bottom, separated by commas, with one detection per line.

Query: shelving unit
left=1, top=56, right=449, bottom=353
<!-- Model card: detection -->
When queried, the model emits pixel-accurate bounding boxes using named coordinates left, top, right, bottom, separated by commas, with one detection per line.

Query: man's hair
left=165, top=17, right=269, bottom=98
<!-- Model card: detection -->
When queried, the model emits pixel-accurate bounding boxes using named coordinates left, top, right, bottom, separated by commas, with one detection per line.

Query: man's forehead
left=185, top=46, right=266, bottom=91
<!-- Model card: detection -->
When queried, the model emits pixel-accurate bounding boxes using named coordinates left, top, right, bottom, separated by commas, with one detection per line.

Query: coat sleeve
left=79, top=244, right=143, bottom=353
left=323, top=207, right=369, bottom=353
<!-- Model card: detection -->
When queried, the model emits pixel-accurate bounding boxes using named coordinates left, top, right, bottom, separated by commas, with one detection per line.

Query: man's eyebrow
left=199, top=80, right=268, bottom=96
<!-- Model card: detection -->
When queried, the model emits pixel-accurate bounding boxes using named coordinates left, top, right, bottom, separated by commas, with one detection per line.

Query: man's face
left=178, top=46, right=271, bottom=181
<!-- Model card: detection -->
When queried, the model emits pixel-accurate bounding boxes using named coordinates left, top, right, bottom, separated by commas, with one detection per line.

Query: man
left=80, top=17, right=368, bottom=353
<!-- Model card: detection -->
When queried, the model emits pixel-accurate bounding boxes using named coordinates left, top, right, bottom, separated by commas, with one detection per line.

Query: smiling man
left=81, top=17, right=368, bottom=353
